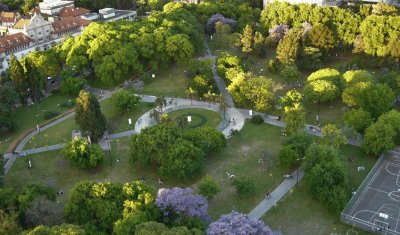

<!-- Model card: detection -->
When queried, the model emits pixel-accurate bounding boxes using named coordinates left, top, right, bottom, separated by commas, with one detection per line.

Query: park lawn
left=23, top=118, right=78, bottom=150
left=5, top=121, right=289, bottom=222
left=0, top=94, right=74, bottom=153
left=86, top=73, right=124, bottom=90
left=4, top=137, right=179, bottom=207
left=205, top=122, right=289, bottom=219
left=167, top=108, right=222, bottom=129
left=136, top=64, right=189, bottom=98
left=101, top=100, right=155, bottom=134
left=22, top=100, right=155, bottom=149
left=263, top=145, right=377, bottom=235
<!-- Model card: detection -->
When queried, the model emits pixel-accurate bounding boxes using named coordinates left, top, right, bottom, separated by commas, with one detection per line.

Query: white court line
left=349, top=162, right=385, bottom=215
left=368, top=187, right=391, bottom=195
left=347, top=216, right=400, bottom=235
left=386, top=163, right=400, bottom=177
left=351, top=210, right=400, bottom=235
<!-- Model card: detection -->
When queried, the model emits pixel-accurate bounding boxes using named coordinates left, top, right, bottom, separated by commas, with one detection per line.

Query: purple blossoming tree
left=156, top=187, right=209, bottom=221
left=207, top=211, right=281, bottom=235
left=268, top=24, right=289, bottom=42
left=206, top=13, right=236, bottom=33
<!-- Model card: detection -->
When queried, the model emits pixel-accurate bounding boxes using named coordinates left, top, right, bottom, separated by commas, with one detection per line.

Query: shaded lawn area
left=205, top=122, right=288, bottom=219
left=86, top=73, right=125, bottom=90
left=23, top=100, right=155, bottom=149
left=5, top=122, right=289, bottom=222
left=263, top=145, right=377, bottom=235
left=167, top=108, right=222, bottom=129
left=0, top=94, right=74, bottom=153
left=136, top=64, right=189, bottom=98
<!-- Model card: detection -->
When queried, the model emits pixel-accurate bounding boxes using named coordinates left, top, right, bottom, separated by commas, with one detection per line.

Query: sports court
left=341, top=154, right=400, bottom=235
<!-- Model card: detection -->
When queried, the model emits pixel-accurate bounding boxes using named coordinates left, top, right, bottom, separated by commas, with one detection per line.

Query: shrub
left=268, top=59, right=278, bottom=72
left=197, top=175, right=220, bottom=200
left=232, top=177, right=255, bottom=196
left=44, top=111, right=59, bottom=120
left=60, top=100, right=75, bottom=108
left=251, top=115, right=264, bottom=124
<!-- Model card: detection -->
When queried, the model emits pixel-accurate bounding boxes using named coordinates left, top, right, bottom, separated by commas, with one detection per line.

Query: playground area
left=341, top=154, right=400, bottom=235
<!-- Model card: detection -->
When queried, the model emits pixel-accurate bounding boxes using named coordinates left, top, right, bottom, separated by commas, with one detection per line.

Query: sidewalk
left=248, top=168, right=304, bottom=219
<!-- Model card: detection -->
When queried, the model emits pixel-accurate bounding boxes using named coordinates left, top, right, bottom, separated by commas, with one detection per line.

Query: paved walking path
left=248, top=169, right=304, bottom=220
left=134, top=96, right=244, bottom=138
left=204, top=42, right=235, bottom=108
left=2, top=49, right=363, bottom=221
left=3, top=87, right=115, bottom=174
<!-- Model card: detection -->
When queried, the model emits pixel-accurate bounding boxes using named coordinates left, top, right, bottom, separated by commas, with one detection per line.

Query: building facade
left=9, top=14, right=53, bottom=45
left=0, top=33, right=33, bottom=72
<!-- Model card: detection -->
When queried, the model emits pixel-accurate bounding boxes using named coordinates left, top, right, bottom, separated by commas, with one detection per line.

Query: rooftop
left=0, top=32, right=32, bottom=53
left=0, top=11, right=19, bottom=23
left=52, top=17, right=91, bottom=33
left=13, top=18, right=31, bottom=29
left=59, top=6, right=90, bottom=18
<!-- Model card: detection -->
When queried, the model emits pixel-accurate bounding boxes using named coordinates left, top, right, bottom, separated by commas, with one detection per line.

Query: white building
left=39, top=0, right=75, bottom=16
left=9, top=14, right=53, bottom=45
left=98, top=8, right=136, bottom=22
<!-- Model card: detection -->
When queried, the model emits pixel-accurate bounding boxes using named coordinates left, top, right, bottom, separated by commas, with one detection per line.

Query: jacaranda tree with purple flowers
left=156, top=187, right=209, bottom=223
left=207, top=211, right=281, bottom=235
left=206, top=13, right=236, bottom=33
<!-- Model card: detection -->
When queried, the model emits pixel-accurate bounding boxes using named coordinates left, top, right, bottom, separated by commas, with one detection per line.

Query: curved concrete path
left=134, top=96, right=244, bottom=138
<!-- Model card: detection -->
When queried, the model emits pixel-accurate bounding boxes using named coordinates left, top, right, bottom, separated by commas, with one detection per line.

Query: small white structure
left=39, top=0, right=75, bottom=16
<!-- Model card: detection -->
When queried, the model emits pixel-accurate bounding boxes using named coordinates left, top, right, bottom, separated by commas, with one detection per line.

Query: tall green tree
left=65, top=181, right=157, bottom=233
left=240, top=25, right=254, bottom=55
left=75, top=90, right=106, bottom=142
left=343, top=108, right=373, bottom=134
left=111, top=90, right=140, bottom=113
left=10, top=55, right=27, bottom=104
left=276, top=28, right=302, bottom=64
left=0, top=210, right=20, bottom=235
left=362, top=110, right=400, bottom=155
left=284, top=103, right=306, bottom=135
left=306, top=24, right=335, bottom=51
left=320, top=124, right=347, bottom=149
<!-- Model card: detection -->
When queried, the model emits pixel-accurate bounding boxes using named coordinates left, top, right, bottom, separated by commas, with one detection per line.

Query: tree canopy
left=75, top=90, right=107, bottom=142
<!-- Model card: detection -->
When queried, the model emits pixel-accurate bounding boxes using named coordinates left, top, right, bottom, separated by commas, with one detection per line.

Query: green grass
left=137, top=64, right=189, bottom=98
left=86, top=74, right=123, bottom=90
left=263, top=145, right=377, bottom=235
left=167, top=108, right=222, bottom=129
left=22, top=100, right=155, bottom=149
left=5, top=122, right=289, bottom=220
left=24, top=118, right=78, bottom=150
left=0, top=94, right=74, bottom=153
left=101, top=100, right=155, bottom=134
left=205, top=122, right=288, bottom=219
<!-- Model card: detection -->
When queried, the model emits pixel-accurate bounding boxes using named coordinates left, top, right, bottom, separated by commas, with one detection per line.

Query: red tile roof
left=59, top=6, right=90, bottom=18
left=52, top=17, right=92, bottom=34
left=0, top=11, right=19, bottom=23
left=0, top=32, right=32, bottom=53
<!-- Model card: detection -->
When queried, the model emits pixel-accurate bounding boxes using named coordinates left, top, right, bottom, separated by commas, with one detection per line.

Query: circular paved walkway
left=135, top=96, right=245, bottom=138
